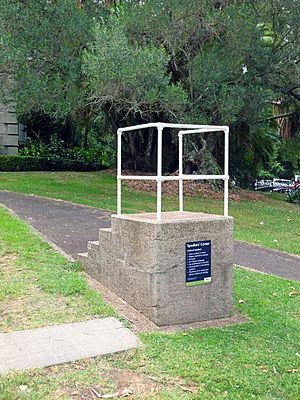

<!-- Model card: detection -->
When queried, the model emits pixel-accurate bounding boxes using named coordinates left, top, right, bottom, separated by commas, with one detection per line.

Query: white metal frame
left=117, top=122, right=229, bottom=221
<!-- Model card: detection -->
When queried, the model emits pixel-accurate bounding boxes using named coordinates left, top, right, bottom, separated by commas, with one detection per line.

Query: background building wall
left=0, top=105, right=19, bottom=155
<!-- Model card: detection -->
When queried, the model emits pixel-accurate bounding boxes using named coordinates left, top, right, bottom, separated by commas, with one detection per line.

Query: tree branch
left=255, top=111, right=296, bottom=124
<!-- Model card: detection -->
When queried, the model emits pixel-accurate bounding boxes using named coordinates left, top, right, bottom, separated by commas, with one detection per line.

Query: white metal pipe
left=179, top=133, right=183, bottom=212
left=118, top=174, right=228, bottom=182
left=183, top=174, right=228, bottom=180
left=117, top=179, right=121, bottom=216
left=120, top=123, right=229, bottom=133
left=117, top=129, right=122, bottom=216
left=162, top=123, right=228, bottom=130
left=119, top=122, right=161, bottom=132
left=224, top=127, right=229, bottom=217
left=157, top=125, right=163, bottom=221
left=178, top=128, right=227, bottom=135
left=224, top=179, right=229, bottom=217
left=118, top=175, right=157, bottom=181
left=161, top=174, right=228, bottom=181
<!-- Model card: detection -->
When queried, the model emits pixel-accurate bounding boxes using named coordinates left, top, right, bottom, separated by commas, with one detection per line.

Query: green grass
left=108, top=267, right=300, bottom=400
left=0, top=206, right=115, bottom=332
left=0, top=201, right=300, bottom=399
left=0, top=360, right=118, bottom=400
left=0, top=171, right=299, bottom=254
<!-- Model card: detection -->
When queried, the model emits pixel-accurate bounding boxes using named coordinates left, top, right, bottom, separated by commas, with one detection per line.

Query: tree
left=1, top=0, right=299, bottom=182
left=83, top=19, right=187, bottom=169
left=108, top=0, right=300, bottom=182
left=0, top=0, right=108, bottom=147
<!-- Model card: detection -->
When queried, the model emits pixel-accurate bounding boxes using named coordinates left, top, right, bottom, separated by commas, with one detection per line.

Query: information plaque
left=186, top=240, right=212, bottom=286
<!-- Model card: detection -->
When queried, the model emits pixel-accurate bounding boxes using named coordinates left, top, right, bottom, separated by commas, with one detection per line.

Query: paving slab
left=0, top=318, right=139, bottom=375
left=0, top=191, right=299, bottom=281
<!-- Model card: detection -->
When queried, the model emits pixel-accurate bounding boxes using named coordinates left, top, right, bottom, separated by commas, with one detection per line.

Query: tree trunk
left=145, top=128, right=154, bottom=169
left=79, top=107, right=92, bottom=149
left=82, top=124, right=88, bottom=148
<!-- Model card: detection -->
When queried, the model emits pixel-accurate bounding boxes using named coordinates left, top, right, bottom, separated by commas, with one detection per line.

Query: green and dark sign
left=186, top=240, right=212, bottom=286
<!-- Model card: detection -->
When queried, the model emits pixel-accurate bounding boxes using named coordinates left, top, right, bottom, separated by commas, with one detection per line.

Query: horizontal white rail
left=179, top=128, right=225, bottom=135
left=118, top=175, right=156, bottom=181
left=119, top=123, right=228, bottom=133
left=161, top=175, right=229, bottom=181
left=118, top=175, right=229, bottom=181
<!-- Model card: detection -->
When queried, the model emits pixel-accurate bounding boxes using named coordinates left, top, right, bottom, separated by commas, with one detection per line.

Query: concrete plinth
left=81, top=211, right=234, bottom=326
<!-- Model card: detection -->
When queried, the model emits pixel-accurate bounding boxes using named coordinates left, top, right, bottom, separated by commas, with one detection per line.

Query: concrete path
left=234, top=241, right=300, bottom=281
left=0, top=191, right=299, bottom=281
left=0, top=318, right=138, bottom=375
left=0, top=191, right=110, bottom=259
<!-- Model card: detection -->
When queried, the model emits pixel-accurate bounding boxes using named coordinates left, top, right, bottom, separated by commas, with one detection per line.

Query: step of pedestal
left=78, top=252, right=89, bottom=270
left=99, top=227, right=112, bottom=241
left=98, top=228, right=113, bottom=258
left=87, top=240, right=100, bottom=250
left=79, top=247, right=99, bottom=278
left=86, top=241, right=100, bottom=261
left=80, top=228, right=114, bottom=283
left=78, top=252, right=88, bottom=259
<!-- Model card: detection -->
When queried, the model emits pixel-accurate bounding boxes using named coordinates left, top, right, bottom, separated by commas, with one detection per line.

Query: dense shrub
left=0, top=155, right=105, bottom=171
left=287, top=187, right=300, bottom=204
left=19, top=140, right=113, bottom=167
left=0, top=156, right=46, bottom=171
left=19, top=140, right=65, bottom=160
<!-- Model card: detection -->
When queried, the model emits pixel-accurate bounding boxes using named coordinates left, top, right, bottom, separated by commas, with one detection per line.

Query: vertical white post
left=117, top=129, right=122, bottom=216
left=178, top=132, right=183, bottom=212
left=157, top=124, right=163, bottom=221
left=224, top=127, right=229, bottom=217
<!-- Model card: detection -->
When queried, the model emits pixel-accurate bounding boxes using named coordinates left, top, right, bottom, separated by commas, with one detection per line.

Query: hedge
left=0, top=155, right=105, bottom=172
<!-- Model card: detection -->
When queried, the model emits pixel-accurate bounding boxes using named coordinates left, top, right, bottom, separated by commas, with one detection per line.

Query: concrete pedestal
left=81, top=211, right=234, bottom=326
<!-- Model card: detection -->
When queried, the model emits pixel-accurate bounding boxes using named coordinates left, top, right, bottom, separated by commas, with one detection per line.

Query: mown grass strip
left=0, top=206, right=115, bottom=332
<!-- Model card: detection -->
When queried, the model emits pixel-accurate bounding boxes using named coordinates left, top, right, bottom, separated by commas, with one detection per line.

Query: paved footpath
left=1, top=191, right=299, bottom=281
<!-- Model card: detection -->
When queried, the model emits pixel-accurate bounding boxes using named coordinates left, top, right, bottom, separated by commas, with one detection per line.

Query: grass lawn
left=0, top=206, right=115, bottom=332
left=111, top=266, right=300, bottom=399
left=0, top=171, right=300, bottom=255
left=0, top=208, right=300, bottom=399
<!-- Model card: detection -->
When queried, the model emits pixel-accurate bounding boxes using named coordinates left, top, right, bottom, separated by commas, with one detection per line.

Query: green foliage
left=19, top=138, right=114, bottom=167
left=0, top=156, right=47, bottom=171
left=282, top=134, right=300, bottom=174
left=0, top=155, right=105, bottom=172
left=257, top=157, right=288, bottom=180
left=19, top=140, right=66, bottom=160
left=89, top=132, right=116, bottom=168
left=83, top=21, right=187, bottom=119
left=0, top=1, right=89, bottom=117
left=257, top=164, right=285, bottom=180
left=0, top=0, right=107, bottom=147
left=287, top=187, right=300, bottom=204
left=1, top=0, right=300, bottom=182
